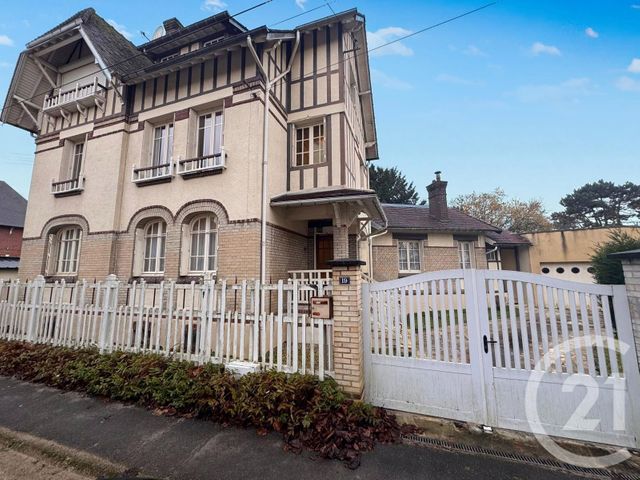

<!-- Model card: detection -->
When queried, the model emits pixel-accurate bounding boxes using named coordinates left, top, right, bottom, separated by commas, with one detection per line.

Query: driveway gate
left=363, top=269, right=640, bottom=448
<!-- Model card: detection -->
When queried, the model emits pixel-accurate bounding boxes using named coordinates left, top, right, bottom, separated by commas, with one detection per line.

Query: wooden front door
left=315, top=235, right=333, bottom=270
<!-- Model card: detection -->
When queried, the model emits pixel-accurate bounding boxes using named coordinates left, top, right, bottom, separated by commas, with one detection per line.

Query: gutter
left=246, top=32, right=300, bottom=300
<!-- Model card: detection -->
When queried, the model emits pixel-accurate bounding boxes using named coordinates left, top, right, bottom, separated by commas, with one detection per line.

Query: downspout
left=247, top=32, right=300, bottom=290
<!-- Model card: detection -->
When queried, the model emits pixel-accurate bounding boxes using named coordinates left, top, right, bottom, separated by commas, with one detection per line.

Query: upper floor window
left=143, top=221, right=167, bottom=274
left=152, top=123, right=174, bottom=166
left=197, top=112, right=224, bottom=158
left=189, top=214, right=218, bottom=273
left=295, top=123, right=325, bottom=166
left=398, top=240, right=421, bottom=273
left=47, top=226, right=82, bottom=275
left=70, top=142, right=84, bottom=180
left=458, top=241, right=474, bottom=269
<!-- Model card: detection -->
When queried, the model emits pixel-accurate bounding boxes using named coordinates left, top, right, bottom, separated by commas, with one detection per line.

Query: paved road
left=0, top=377, right=587, bottom=480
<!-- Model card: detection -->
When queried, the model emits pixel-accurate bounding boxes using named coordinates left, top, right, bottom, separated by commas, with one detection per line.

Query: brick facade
left=331, top=264, right=364, bottom=397
left=0, top=227, right=23, bottom=257
left=372, top=239, right=488, bottom=281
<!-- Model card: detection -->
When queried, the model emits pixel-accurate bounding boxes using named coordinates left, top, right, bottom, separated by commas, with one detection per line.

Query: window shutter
left=133, top=228, right=144, bottom=276
left=179, top=223, right=190, bottom=276
left=141, top=121, right=153, bottom=167
left=186, top=109, right=198, bottom=159
left=45, top=233, right=59, bottom=275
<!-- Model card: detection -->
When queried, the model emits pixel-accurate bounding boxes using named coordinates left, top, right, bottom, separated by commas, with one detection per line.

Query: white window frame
left=142, top=220, right=167, bottom=275
left=188, top=214, right=218, bottom=274
left=294, top=122, right=325, bottom=167
left=398, top=240, right=421, bottom=273
left=196, top=111, right=224, bottom=158
left=458, top=241, right=474, bottom=269
left=55, top=227, right=82, bottom=275
left=151, top=123, right=174, bottom=166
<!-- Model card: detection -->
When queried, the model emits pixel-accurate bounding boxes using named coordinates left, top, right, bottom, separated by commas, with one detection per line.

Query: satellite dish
left=151, top=25, right=166, bottom=40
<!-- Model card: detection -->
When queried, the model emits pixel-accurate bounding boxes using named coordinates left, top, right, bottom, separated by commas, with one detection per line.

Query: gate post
left=98, top=274, right=118, bottom=353
left=610, top=251, right=640, bottom=369
left=327, top=259, right=365, bottom=398
left=26, top=275, right=45, bottom=342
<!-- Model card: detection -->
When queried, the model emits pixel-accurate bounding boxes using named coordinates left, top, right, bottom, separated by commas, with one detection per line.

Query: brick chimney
left=427, top=171, right=448, bottom=220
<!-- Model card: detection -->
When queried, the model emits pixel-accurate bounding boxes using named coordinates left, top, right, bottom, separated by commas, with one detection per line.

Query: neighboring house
left=0, top=182, right=27, bottom=280
left=523, top=226, right=640, bottom=283
left=1, top=8, right=384, bottom=283
left=370, top=173, right=531, bottom=281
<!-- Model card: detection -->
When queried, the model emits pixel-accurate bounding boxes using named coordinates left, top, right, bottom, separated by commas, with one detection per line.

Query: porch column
left=327, top=259, right=365, bottom=398
left=332, top=203, right=352, bottom=261
left=611, top=251, right=640, bottom=368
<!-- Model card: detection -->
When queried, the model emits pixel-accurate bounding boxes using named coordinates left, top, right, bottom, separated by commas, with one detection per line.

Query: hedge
left=0, top=341, right=409, bottom=468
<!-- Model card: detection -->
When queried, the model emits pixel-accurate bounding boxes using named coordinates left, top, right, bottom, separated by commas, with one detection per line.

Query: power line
left=1, top=0, right=276, bottom=119
left=271, top=1, right=335, bottom=27
left=271, top=1, right=497, bottom=91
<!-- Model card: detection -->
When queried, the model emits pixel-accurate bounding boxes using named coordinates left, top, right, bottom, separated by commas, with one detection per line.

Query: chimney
left=427, top=171, right=448, bottom=220
left=162, top=18, right=184, bottom=35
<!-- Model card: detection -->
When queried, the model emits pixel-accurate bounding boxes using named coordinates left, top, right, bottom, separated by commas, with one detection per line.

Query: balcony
left=132, top=161, right=174, bottom=186
left=177, top=149, right=227, bottom=178
left=51, top=177, right=84, bottom=197
left=43, top=77, right=106, bottom=117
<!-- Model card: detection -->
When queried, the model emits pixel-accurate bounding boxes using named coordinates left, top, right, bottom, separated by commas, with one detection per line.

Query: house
left=370, top=173, right=531, bottom=281
left=523, top=226, right=640, bottom=283
left=0, top=182, right=27, bottom=280
left=1, top=8, right=384, bottom=283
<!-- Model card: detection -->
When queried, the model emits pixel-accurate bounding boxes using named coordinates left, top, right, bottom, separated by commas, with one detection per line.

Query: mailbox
left=310, top=297, right=332, bottom=319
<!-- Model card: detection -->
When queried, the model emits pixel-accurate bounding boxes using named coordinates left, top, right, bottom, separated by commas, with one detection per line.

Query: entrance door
left=315, top=235, right=333, bottom=270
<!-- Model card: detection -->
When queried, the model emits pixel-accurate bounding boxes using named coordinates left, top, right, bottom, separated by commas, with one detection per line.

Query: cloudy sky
left=0, top=0, right=638, bottom=212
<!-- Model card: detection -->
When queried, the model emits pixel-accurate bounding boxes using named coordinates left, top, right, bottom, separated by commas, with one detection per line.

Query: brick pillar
left=333, top=225, right=349, bottom=260
left=616, top=254, right=640, bottom=367
left=328, top=260, right=364, bottom=397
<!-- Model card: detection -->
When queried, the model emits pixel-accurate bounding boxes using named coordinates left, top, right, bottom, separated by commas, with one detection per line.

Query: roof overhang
left=1, top=22, right=108, bottom=133
left=271, top=188, right=387, bottom=227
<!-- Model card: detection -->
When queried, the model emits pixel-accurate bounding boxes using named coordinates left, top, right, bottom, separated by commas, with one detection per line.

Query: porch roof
left=270, top=187, right=387, bottom=226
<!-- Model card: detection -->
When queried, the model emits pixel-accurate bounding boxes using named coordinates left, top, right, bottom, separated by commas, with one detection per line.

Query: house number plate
left=339, top=276, right=350, bottom=285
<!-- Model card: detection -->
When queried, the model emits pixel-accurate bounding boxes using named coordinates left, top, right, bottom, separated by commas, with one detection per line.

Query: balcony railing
left=51, top=177, right=84, bottom=196
left=43, top=77, right=106, bottom=115
left=177, top=149, right=226, bottom=177
left=132, top=161, right=174, bottom=185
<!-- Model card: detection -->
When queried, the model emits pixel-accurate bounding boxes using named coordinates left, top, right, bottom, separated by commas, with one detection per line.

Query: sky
left=0, top=0, right=638, bottom=214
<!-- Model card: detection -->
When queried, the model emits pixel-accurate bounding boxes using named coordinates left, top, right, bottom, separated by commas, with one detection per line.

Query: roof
left=608, top=249, right=640, bottom=260
left=486, top=230, right=531, bottom=246
left=0, top=258, right=19, bottom=269
left=0, top=182, right=27, bottom=228
left=381, top=204, right=501, bottom=234
left=271, top=186, right=387, bottom=225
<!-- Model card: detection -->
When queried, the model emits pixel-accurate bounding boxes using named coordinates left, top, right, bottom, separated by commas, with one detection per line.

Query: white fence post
left=26, top=275, right=45, bottom=342
left=98, top=274, right=118, bottom=353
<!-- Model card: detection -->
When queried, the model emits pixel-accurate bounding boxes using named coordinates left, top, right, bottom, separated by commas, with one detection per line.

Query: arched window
left=189, top=214, right=218, bottom=273
left=47, top=226, right=82, bottom=275
left=143, top=220, right=167, bottom=274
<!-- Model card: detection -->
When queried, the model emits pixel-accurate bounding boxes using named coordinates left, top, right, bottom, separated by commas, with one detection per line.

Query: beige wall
left=20, top=17, right=373, bottom=281
left=523, top=227, right=640, bottom=273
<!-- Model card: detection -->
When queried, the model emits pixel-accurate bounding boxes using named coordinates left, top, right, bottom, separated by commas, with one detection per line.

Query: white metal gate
left=363, top=269, right=640, bottom=448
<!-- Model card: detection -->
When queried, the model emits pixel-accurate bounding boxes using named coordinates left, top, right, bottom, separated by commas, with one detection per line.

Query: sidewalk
left=0, top=376, right=590, bottom=480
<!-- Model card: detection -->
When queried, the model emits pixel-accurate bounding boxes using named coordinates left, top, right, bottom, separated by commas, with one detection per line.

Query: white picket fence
left=0, top=276, right=334, bottom=379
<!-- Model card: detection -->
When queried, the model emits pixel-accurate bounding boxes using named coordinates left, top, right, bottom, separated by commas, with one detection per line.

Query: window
left=189, top=215, right=218, bottom=273
left=70, top=142, right=84, bottom=179
left=55, top=227, right=82, bottom=274
left=143, top=221, right=167, bottom=274
left=197, top=112, right=224, bottom=157
left=295, top=123, right=325, bottom=166
left=398, top=241, right=421, bottom=273
left=151, top=124, right=174, bottom=166
left=486, top=248, right=498, bottom=262
left=458, top=241, right=474, bottom=269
